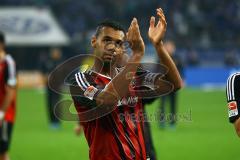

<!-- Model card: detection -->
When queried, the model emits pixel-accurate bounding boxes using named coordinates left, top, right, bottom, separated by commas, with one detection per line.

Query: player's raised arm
left=148, top=8, right=183, bottom=91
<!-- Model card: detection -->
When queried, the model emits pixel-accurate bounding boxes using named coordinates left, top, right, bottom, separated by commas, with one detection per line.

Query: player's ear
left=91, top=36, right=97, bottom=48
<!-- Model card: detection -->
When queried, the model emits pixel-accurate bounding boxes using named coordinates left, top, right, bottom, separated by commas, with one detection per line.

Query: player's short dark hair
left=95, top=20, right=126, bottom=37
left=0, top=31, right=5, bottom=44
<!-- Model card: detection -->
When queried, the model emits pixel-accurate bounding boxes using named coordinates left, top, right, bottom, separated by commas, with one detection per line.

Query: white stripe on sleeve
left=5, top=55, right=17, bottom=86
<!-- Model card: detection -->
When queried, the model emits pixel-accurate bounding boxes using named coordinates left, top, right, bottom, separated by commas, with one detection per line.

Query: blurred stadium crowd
left=1, top=0, right=240, bottom=69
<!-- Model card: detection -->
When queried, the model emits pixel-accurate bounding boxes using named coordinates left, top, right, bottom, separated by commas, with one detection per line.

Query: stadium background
left=0, top=0, right=240, bottom=160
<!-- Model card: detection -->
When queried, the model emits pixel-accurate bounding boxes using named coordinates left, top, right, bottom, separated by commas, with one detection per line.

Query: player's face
left=92, top=27, right=126, bottom=65
left=0, top=42, right=4, bottom=51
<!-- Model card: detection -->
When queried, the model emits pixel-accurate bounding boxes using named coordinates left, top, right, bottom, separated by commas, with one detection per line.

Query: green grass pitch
left=9, top=88, right=240, bottom=160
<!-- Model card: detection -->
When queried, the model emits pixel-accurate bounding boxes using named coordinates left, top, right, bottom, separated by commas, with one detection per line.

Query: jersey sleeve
left=69, top=72, right=101, bottom=109
left=4, top=55, right=17, bottom=87
left=226, top=73, right=240, bottom=123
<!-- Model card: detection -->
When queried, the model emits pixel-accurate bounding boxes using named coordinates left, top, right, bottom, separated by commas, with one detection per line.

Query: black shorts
left=0, top=121, right=14, bottom=154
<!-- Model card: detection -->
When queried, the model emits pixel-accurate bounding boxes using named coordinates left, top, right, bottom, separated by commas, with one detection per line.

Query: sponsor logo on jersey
left=117, top=96, right=138, bottom=106
left=228, top=101, right=238, bottom=117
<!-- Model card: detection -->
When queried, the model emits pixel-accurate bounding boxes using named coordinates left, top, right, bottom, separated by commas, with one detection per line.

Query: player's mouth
left=102, top=51, right=116, bottom=62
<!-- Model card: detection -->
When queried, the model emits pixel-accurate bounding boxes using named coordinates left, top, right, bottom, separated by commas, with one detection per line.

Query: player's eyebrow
left=102, top=36, right=113, bottom=40
left=102, top=36, right=123, bottom=42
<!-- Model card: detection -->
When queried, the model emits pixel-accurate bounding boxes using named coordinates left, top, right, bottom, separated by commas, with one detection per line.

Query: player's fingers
left=157, top=8, right=166, bottom=21
left=126, top=32, right=132, bottom=46
left=126, top=30, right=131, bottom=41
left=161, top=14, right=167, bottom=28
left=133, top=18, right=140, bottom=30
left=127, top=26, right=132, bottom=36
left=157, top=9, right=166, bottom=20
left=157, top=8, right=163, bottom=15
left=132, top=18, right=141, bottom=37
left=127, top=20, right=133, bottom=34
left=158, top=8, right=166, bottom=19
left=127, top=19, right=134, bottom=40
left=132, top=17, right=136, bottom=23
left=132, top=18, right=139, bottom=32
left=156, top=12, right=162, bottom=27
left=157, top=10, right=167, bottom=28
left=128, top=18, right=137, bottom=41
left=150, top=16, right=155, bottom=28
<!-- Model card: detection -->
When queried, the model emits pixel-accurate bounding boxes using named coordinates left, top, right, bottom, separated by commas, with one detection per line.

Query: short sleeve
left=4, top=55, right=17, bottom=87
left=69, top=72, right=101, bottom=109
left=226, top=73, right=240, bottom=123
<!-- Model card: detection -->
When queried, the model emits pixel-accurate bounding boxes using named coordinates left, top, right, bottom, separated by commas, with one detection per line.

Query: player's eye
left=116, top=41, right=123, bottom=47
left=103, top=38, right=112, bottom=43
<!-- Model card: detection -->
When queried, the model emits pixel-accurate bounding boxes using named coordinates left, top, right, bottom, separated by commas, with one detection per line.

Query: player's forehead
left=98, top=27, right=125, bottom=41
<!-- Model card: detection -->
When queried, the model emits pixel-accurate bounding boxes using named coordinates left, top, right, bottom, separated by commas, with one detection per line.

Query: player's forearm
left=0, top=87, right=15, bottom=112
left=154, top=42, right=183, bottom=91
left=234, top=118, right=240, bottom=137
left=97, top=54, right=143, bottom=106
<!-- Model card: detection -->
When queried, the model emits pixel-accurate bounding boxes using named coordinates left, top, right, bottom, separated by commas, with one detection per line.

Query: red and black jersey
left=0, top=54, right=17, bottom=123
left=70, top=67, right=160, bottom=160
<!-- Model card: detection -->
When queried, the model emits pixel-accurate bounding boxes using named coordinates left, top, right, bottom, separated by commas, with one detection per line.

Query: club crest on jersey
left=84, top=85, right=98, bottom=100
left=228, top=101, right=238, bottom=117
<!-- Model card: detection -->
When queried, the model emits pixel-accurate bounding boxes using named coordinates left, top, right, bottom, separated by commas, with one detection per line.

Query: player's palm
left=127, top=18, right=145, bottom=56
left=148, top=8, right=167, bottom=45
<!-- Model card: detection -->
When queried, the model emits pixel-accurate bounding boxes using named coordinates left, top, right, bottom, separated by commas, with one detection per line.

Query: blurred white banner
left=0, top=7, right=70, bottom=46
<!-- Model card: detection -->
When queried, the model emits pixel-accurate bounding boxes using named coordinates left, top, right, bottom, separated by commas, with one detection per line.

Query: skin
left=163, top=41, right=176, bottom=57
left=234, top=118, right=240, bottom=137
left=91, top=27, right=126, bottom=78
left=0, top=41, right=15, bottom=160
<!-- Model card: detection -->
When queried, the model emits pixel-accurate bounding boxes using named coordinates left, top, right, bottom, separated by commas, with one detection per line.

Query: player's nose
left=105, top=42, right=117, bottom=51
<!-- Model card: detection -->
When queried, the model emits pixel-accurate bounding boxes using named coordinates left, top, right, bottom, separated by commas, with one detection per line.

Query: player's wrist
left=153, top=40, right=163, bottom=48
left=0, top=111, right=5, bottom=120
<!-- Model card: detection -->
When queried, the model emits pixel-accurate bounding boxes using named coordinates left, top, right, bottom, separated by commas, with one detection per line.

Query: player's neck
left=92, top=60, right=117, bottom=78
left=0, top=50, right=5, bottom=60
